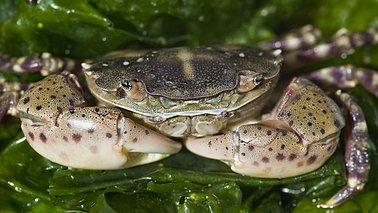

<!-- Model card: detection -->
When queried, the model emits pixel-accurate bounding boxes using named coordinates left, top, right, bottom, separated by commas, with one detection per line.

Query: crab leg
left=307, top=66, right=378, bottom=96
left=186, top=78, right=345, bottom=178
left=319, top=92, right=370, bottom=208
left=258, top=25, right=322, bottom=51
left=284, top=27, right=378, bottom=67
left=0, top=76, right=31, bottom=120
left=300, top=27, right=377, bottom=59
left=0, top=51, right=80, bottom=76
left=16, top=73, right=181, bottom=169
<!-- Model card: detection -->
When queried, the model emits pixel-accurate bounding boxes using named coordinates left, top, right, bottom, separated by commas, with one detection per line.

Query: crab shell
left=83, top=46, right=282, bottom=137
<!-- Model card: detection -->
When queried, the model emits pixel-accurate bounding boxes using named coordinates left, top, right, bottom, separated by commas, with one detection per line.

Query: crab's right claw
left=21, top=107, right=182, bottom=170
left=17, top=73, right=181, bottom=170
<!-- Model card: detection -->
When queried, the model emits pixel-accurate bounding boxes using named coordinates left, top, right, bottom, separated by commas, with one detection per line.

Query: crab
left=0, top=25, right=377, bottom=208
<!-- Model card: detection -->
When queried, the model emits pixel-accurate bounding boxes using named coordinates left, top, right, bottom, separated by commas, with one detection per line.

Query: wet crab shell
left=83, top=46, right=282, bottom=118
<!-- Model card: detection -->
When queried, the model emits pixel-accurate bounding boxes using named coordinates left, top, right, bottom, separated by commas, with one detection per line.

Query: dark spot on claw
left=276, top=153, right=285, bottom=161
left=241, top=153, right=246, bottom=156
left=63, top=136, right=68, bottom=142
left=39, top=133, right=47, bottom=143
left=145, top=130, right=150, bottom=135
left=132, top=137, right=138, bottom=143
left=262, top=157, right=270, bottom=163
left=281, top=130, right=287, bottom=136
left=106, top=133, right=112, bottom=138
left=266, top=130, right=272, bottom=136
left=36, top=105, right=42, bottom=110
left=307, top=155, right=317, bottom=165
left=248, top=145, right=254, bottom=151
left=23, top=97, right=30, bottom=104
left=88, top=128, right=95, bottom=134
left=72, top=133, right=82, bottom=143
left=208, top=141, right=212, bottom=147
left=307, top=122, right=313, bottom=126
left=294, top=94, right=301, bottom=101
left=50, top=95, right=56, bottom=99
left=69, top=108, right=75, bottom=114
left=28, top=132, right=34, bottom=141
left=320, top=128, right=325, bottom=134
left=69, top=99, right=75, bottom=106
left=268, top=147, right=273, bottom=151
left=280, top=144, right=285, bottom=150
left=289, top=154, right=297, bottom=161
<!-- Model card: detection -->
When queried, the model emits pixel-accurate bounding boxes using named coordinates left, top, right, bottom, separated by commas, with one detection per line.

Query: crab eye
left=121, top=80, right=132, bottom=90
left=253, top=74, right=263, bottom=86
left=120, top=79, right=146, bottom=101
left=237, top=71, right=263, bottom=93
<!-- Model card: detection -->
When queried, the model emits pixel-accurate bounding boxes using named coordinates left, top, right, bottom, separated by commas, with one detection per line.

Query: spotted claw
left=16, top=73, right=181, bottom=169
left=186, top=78, right=345, bottom=178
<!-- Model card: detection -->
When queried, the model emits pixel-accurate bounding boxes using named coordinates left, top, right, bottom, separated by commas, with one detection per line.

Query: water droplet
left=123, top=61, right=130, bottom=66
left=260, top=9, right=269, bottom=16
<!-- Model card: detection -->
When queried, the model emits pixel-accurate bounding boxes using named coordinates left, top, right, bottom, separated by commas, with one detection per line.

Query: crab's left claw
left=186, top=78, right=345, bottom=178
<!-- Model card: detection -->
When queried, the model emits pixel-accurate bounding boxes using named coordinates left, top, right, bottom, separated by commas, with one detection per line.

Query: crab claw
left=17, top=73, right=181, bottom=169
left=21, top=107, right=181, bottom=169
left=186, top=78, right=345, bottom=178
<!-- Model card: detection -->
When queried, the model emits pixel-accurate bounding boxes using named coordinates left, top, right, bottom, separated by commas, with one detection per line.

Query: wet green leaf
left=0, top=0, right=378, bottom=212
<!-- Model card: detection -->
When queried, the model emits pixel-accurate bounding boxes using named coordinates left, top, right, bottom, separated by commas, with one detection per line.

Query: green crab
left=0, top=25, right=377, bottom=208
